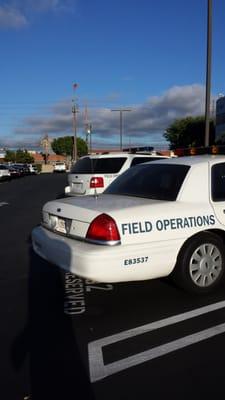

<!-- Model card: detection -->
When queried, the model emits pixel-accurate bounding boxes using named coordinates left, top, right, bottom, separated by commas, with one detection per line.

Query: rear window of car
left=0, top=165, right=8, bottom=170
left=104, top=163, right=190, bottom=201
left=71, top=157, right=127, bottom=174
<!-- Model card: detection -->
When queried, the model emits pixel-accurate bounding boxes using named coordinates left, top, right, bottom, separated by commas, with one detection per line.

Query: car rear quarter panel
left=178, top=162, right=210, bottom=203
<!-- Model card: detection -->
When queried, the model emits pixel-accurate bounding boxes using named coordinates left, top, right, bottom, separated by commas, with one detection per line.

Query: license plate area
left=56, top=217, right=67, bottom=233
left=72, top=182, right=85, bottom=194
left=49, top=215, right=72, bottom=234
left=72, top=182, right=82, bottom=188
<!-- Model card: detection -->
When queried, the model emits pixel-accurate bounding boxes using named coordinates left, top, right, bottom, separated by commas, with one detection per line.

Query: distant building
left=216, top=96, right=225, bottom=143
left=32, top=152, right=67, bottom=165
left=27, top=150, right=37, bottom=155
left=0, top=148, right=6, bottom=159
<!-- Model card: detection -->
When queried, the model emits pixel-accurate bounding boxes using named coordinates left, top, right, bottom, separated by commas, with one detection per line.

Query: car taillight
left=90, top=177, right=104, bottom=188
left=86, top=213, right=121, bottom=243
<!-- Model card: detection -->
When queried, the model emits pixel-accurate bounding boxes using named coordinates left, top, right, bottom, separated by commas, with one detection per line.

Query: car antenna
left=90, top=156, right=98, bottom=199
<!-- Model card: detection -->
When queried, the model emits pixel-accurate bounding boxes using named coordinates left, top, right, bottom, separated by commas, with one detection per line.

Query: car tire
left=172, top=232, right=225, bottom=294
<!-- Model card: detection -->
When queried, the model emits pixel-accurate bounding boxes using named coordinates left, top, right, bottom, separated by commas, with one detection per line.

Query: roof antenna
left=90, top=157, right=98, bottom=200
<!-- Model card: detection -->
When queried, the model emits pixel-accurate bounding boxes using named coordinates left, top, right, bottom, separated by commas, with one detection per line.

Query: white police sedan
left=32, top=155, right=225, bottom=294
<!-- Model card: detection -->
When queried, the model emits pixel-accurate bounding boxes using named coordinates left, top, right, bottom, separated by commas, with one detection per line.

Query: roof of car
left=143, top=154, right=225, bottom=166
left=83, top=152, right=169, bottom=159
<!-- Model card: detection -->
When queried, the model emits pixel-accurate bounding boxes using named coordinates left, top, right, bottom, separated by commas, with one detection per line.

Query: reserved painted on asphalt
left=64, top=272, right=113, bottom=315
left=0, top=202, right=9, bottom=207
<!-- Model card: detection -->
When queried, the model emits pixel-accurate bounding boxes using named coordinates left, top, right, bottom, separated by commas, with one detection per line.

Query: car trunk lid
left=43, top=194, right=169, bottom=240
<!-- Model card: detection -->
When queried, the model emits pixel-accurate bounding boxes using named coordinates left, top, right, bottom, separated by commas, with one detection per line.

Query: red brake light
left=90, top=177, right=104, bottom=188
left=86, top=213, right=121, bottom=243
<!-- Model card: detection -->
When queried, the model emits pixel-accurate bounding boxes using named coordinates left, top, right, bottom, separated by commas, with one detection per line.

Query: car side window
left=211, top=163, right=225, bottom=201
left=131, top=157, right=151, bottom=167
left=130, top=157, right=166, bottom=167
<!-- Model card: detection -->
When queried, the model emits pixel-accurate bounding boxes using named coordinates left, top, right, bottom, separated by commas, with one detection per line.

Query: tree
left=4, top=149, right=34, bottom=163
left=51, top=136, right=88, bottom=158
left=77, top=137, right=88, bottom=157
left=51, top=136, right=73, bottom=156
left=164, top=116, right=215, bottom=149
left=15, top=149, right=34, bottom=163
left=4, top=150, right=16, bottom=162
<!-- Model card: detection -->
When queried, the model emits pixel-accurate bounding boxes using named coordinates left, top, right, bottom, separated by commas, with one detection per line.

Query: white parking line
left=88, top=300, right=225, bottom=382
left=0, top=202, right=9, bottom=207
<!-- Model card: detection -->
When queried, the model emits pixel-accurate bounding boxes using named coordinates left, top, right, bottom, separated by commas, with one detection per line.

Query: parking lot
left=1, top=173, right=225, bottom=399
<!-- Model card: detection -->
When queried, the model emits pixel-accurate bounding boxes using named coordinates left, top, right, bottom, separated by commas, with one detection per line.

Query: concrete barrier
left=41, top=164, right=54, bottom=173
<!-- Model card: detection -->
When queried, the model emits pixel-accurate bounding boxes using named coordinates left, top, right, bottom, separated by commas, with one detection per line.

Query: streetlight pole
left=204, top=0, right=212, bottom=147
left=88, top=124, right=92, bottom=153
left=111, top=108, right=132, bottom=150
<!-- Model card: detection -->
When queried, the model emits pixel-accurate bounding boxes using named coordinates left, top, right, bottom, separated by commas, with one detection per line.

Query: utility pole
left=84, top=104, right=89, bottom=146
left=72, top=83, right=79, bottom=162
left=84, top=104, right=92, bottom=152
left=111, top=108, right=132, bottom=151
left=204, top=0, right=212, bottom=147
left=72, top=101, right=78, bottom=162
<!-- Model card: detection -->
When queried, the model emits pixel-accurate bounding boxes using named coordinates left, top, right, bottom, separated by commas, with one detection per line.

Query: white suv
left=65, top=152, right=170, bottom=196
left=0, top=164, right=11, bottom=181
left=54, top=162, right=66, bottom=173
left=27, top=164, right=38, bottom=174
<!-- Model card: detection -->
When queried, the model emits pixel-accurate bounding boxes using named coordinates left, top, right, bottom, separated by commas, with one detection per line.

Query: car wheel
left=173, top=232, right=225, bottom=294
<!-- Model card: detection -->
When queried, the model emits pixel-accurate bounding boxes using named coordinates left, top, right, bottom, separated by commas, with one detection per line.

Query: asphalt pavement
left=1, top=174, right=225, bottom=400
left=0, top=174, right=94, bottom=400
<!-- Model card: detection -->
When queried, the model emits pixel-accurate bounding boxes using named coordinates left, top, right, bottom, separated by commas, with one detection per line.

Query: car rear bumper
left=31, top=225, right=177, bottom=283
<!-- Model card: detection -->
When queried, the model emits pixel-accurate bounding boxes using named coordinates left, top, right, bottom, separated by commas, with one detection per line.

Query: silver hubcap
left=189, top=243, right=222, bottom=287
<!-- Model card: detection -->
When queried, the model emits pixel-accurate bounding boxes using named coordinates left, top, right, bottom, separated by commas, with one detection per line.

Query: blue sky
left=0, top=0, right=224, bottom=150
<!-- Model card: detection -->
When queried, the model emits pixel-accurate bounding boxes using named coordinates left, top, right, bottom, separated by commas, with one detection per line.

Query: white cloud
left=0, top=5, right=28, bottom=28
left=87, top=84, right=206, bottom=144
left=8, top=84, right=207, bottom=149
left=0, top=0, right=77, bottom=29
left=0, top=135, right=41, bottom=149
left=23, top=0, right=76, bottom=13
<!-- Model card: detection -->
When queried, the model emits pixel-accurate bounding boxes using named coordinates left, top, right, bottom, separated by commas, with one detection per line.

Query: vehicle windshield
left=71, top=157, right=127, bottom=174
left=104, top=163, right=190, bottom=201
